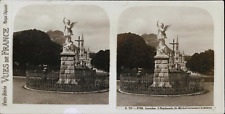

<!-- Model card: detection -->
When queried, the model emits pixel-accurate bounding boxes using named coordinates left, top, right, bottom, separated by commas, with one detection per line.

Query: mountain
left=141, top=33, right=159, bottom=48
left=46, top=30, right=65, bottom=46
left=46, top=30, right=78, bottom=50
left=141, top=33, right=172, bottom=53
left=13, top=29, right=62, bottom=68
left=117, top=32, right=156, bottom=71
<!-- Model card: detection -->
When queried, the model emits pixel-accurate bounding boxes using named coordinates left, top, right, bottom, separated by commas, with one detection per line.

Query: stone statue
left=156, top=21, right=171, bottom=55
left=64, top=41, right=75, bottom=52
left=63, top=18, right=77, bottom=52
left=63, top=17, right=77, bottom=45
left=157, top=20, right=170, bottom=39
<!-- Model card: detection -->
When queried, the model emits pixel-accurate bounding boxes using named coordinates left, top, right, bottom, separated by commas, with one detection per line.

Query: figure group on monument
left=119, top=20, right=203, bottom=95
left=24, top=16, right=109, bottom=93
left=156, top=20, right=171, bottom=56
left=62, top=17, right=92, bottom=68
left=151, top=20, right=188, bottom=88
left=63, top=17, right=77, bottom=52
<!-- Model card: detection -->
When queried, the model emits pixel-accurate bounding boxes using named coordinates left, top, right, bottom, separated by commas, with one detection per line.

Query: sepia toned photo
left=0, top=1, right=223, bottom=114
left=117, top=6, right=214, bottom=106
left=13, top=4, right=109, bottom=104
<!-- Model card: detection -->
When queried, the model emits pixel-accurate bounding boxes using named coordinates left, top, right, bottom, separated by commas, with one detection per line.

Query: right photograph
left=117, top=6, right=214, bottom=106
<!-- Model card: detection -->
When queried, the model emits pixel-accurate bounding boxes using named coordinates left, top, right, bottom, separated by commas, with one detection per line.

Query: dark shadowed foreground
left=13, top=77, right=108, bottom=104
left=117, top=81, right=213, bottom=106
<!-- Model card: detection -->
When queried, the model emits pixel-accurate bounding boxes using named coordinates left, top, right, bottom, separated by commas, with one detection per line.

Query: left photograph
left=13, top=5, right=109, bottom=104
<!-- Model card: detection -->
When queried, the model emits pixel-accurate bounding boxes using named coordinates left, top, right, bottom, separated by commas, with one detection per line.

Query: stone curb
left=24, top=85, right=109, bottom=94
left=13, top=76, right=26, bottom=78
left=117, top=88, right=206, bottom=97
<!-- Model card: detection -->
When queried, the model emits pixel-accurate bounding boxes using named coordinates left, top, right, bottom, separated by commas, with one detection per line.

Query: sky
left=14, top=5, right=109, bottom=53
left=118, top=6, right=214, bottom=55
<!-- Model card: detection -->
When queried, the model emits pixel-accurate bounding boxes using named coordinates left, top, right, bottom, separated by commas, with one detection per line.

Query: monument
left=57, top=18, right=77, bottom=84
left=25, top=18, right=109, bottom=92
left=57, top=18, right=94, bottom=85
left=119, top=21, right=205, bottom=95
left=151, top=21, right=172, bottom=88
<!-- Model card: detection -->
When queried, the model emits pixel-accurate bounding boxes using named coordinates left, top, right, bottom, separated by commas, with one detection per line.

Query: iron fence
left=120, top=74, right=204, bottom=95
left=26, top=68, right=109, bottom=92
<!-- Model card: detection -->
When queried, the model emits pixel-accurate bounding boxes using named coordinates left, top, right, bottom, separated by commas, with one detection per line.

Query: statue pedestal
left=151, top=55, right=172, bottom=88
left=57, top=51, right=77, bottom=84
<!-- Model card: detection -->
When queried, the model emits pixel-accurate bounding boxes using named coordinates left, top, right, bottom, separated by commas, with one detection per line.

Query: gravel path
left=13, top=77, right=213, bottom=106
left=13, top=77, right=108, bottom=104
left=117, top=82, right=213, bottom=106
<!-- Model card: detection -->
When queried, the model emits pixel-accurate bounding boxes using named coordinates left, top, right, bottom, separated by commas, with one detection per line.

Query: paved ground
left=13, top=77, right=213, bottom=106
left=13, top=77, right=108, bottom=104
left=117, top=82, right=213, bottom=106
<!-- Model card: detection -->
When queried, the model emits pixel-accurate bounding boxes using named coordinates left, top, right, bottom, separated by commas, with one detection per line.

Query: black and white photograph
left=13, top=4, right=109, bottom=104
left=117, top=6, right=214, bottom=106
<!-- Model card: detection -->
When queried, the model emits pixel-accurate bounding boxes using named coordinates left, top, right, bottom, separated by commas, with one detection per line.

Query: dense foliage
left=91, top=50, right=110, bottom=72
left=13, top=29, right=62, bottom=75
left=186, top=49, right=214, bottom=75
left=117, top=33, right=156, bottom=77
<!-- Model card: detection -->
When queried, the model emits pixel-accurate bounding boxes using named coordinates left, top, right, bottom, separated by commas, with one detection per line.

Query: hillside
left=46, top=30, right=65, bottom=46
left=46, top=30, right=77, bottom=49
left=13, top=29, right=63, bottom=75
left=117, top=32, right=156, bottom=76
left=141, top=33, right=159, bottom=48
left=141, top=33, right=172, bottom=53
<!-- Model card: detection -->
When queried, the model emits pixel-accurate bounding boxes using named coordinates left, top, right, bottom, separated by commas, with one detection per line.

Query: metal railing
left=120, top=74, right=204, bottom=95
left=26, top=67, right=109, bottom=92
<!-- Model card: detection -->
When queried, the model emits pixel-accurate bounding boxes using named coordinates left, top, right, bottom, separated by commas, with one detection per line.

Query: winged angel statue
left=156, top=21, right=171, bottom=55
left=157, top=20, right=171, bottom=40
left=63, top=17, right=77, bottom=44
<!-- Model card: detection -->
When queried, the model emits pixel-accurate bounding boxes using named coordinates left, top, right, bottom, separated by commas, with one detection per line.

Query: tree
left=91, top=50, right=110, bottom=72
left=186, top=49, right=214, bottom=75
left=117, top=33, right=156, bottom=77
left=13, top=29, right=62, bottom=75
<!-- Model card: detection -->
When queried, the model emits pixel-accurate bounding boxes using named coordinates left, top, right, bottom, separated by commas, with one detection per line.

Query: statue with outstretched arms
left=63, top=17, right=77, bottom=44
left=156, top=21, right=171, bottom=55
left=157, top=20, right=171, bottom=39
left=62, top=18, right=78, bottom=52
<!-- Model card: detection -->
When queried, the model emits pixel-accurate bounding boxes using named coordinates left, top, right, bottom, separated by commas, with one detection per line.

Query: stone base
left=57, top=79, right=78, bottom=85
left=57, top=51, right=77, bottom=84
left=154, top=55, right=169, bottom=59
left=151, top=55, right=172, bottom=88
left=60, top=51, right=76, bottom=56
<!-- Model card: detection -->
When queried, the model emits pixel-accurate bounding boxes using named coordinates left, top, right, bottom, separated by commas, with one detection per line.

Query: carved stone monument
left=57, top=18, right=77, bottom=84
left=151, top=21, right=172, bottom=88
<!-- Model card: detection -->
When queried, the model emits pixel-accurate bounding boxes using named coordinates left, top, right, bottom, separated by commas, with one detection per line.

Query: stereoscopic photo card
left=0, top=1, right=224, bottom=114
left=117, top=6, right=214, bottom=106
